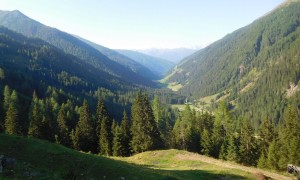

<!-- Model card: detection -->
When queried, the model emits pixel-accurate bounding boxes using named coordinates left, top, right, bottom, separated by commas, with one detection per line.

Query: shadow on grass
left=0, top=134, right=250, bottom=179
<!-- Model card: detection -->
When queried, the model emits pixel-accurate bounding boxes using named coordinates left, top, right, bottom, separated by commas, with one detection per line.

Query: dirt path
left=175, top=153, right=292, bottom=180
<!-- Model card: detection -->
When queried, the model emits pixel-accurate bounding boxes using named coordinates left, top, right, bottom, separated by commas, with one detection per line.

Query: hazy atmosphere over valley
left=0, top=0, right=299, bottom=179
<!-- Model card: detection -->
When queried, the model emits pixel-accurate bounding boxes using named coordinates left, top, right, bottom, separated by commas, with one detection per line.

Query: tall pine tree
left=5, top=90, right=21, bottom=135
left=28, top=92, right=43, bottom=138
left=72, top=100, right=96, bottom=153
left=130, top=92, right=161, bottom=154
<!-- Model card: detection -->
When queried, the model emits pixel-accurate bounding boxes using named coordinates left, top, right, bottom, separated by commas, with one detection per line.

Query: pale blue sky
left=0, top=0, right=284, bottom=49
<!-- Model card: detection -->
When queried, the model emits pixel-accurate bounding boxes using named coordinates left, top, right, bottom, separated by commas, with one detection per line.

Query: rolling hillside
left=0, top=10, right=156, bottom=87
left=0, top=134, right=291, bottom=179
left=164, top=0, right=300, bottom=121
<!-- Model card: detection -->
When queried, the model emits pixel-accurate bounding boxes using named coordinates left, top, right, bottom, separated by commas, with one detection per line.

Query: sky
left=0, top=0, right=284, bottom=49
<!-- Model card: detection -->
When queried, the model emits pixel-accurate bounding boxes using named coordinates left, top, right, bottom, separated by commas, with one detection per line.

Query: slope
left=138, top=48, right=197, bottom=63
left=164, top=0, right=300, bottom=121
left=77, top=36, right=160, bottom=80
left=1, top=134, right=289, bottom=179
left=117, top=49, right=175, bottom=76
left=0, top=10, right=155, bottom=87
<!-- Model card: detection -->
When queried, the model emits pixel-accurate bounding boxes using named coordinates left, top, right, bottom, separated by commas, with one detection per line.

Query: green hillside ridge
left=1, top=134, right=291, bottom=180
left=0, top=10, right=155, bottom=87
left=164, top=0, right=300, bottom=122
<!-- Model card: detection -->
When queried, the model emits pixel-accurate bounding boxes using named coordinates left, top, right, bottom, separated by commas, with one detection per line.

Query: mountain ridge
left=0, top=10, right=156, bottom=87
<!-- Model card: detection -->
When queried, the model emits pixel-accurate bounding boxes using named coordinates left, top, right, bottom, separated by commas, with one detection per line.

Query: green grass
left=0, top=134, right=286, bottom=179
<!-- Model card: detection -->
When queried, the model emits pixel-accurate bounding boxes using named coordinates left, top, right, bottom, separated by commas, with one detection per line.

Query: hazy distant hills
left=164, top=0, right=300, bottom=121
left=116, top=49, right=175, bottom=77
left=137, top=48, right=197, bottom=63
left=0, top=10, right=155, bottom=87
left=76, top=37, right=161, bottom=80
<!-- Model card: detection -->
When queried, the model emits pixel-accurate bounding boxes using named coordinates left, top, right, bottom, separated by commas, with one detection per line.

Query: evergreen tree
left=96, top=98, right=109, bottom=138
left=3, top=85, right=11, bottom=112
left=257, top=151, right=267, bottom=169
left=28, top=92, right=43, bottom=138
left=173, top=105, right=194, bottom=150
left=200, top=128, right=213, bottom=156
left=112, top=123, right=122, bottom=156
left=239, top=119, right=258, bottom=166
left=72, top=100, right=96, bottom=153
left=226, top=134, right=239, bottom=162
left=5, top=103, right=20, bottom=135
left=99, top=115, right=112, bottom=156
left=259, top=117, right=275, bottom=156
left=40, top=99, right=57, bottom=141
left=277, top=105, right=300, bottom=168
left=56, top=103, right=71, bottom=146
left=266, top=140, right=279, bottom=170
left=130, top=92, right=161, bottom=154
left=98, top=99, right=112, bottom=156
left=119, top=110, right=131, bottom=156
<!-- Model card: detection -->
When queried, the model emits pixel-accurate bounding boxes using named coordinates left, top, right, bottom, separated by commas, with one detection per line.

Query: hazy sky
left=0, top=0, right=284, bottom=49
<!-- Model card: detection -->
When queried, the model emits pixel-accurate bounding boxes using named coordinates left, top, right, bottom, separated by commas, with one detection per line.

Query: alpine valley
left=0, top=0, right=299, bottom=179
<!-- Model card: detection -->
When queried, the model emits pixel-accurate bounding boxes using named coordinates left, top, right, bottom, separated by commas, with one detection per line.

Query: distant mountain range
left=76, top=36, right=162, bottom=80
left=137, top=48, right=197, bottom=63
left=116, top=49, right=175, bottom=77
left=164, top=0, right=300, bottom=121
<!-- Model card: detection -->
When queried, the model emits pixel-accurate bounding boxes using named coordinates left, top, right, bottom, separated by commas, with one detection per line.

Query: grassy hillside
left=0, top=134, right=291, bottom=179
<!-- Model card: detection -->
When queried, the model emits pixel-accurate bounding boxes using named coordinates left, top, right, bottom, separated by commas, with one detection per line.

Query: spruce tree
left=96, top=98, right=109, bottom=138
left=130, top=92, right=161, bottom=154
left=3, top=85, right=11, bottom=112
left=72, top=100, right=96, bottom=153
left=226, top=134, right=239, bottom=162
left=28, top=92, right=43, bottom=138
left=99, top=115, right=112, bottom=156
left=200, top=128, right=213, bottom=156
left=5, top=103, right=20, bottom=135
left=259, top=117, right=274, bottom=156
left=98, top=99, right=112, bottom=156
left=239, top=119, right=258, bottom=166
left=266, top=140, right=279, bottom=170
left=112, top=124, right=122, bottom=156
left=56, top=103, right=71, bottom=146
left=119, top=110, right=131, bottom=156
left=5, top=90, right=21, bottom=135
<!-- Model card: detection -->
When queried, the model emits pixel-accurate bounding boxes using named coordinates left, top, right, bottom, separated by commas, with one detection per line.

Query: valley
left=0, top=0, right=300, bottom=179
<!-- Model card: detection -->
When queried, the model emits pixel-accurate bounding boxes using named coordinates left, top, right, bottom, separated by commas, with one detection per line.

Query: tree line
left=1, top=85, right=299, bottom=172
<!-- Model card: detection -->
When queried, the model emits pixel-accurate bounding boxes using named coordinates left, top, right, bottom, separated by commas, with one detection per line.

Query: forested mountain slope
left=116, top=49, right=175, bottom=77
left=0, top=26, right=131, bottom=96
left=0, top=10, right=155, bottom=87
left=76, top=37, right=160, bottom=80
left=165, top=0, right=300, bottom=122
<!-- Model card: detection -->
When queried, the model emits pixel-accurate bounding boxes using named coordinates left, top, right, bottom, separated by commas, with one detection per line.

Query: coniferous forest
left=0, top=0, right=300, bottom=179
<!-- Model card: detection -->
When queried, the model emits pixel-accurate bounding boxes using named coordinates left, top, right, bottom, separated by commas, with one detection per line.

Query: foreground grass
left=0, top=134, right=290, bottom=179
left=115, top=150, right=257, bottom=180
